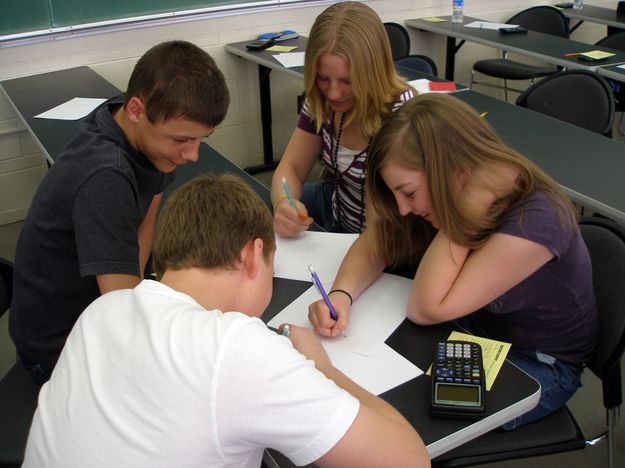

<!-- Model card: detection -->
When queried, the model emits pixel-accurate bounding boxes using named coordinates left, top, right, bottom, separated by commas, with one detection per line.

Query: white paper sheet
left=267, top=275, right=421, bottom=394
left=272, top=52, right=305, bottom=68
left=323, top=340, right=423, bottom=395
left=34, top=97, right=107, bottom=120
left=464, top=21, right=518, bottom=30
left=274, top=231, right=358, bottom=282
left=268, top=272, right=412, bottom=356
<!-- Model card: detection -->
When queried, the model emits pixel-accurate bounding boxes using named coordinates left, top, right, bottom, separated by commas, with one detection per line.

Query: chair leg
left=503, top=79, right=508, bottom=102
left=607, top=407, right=618, bottom=468
left=618, top=112, right=625, bottom=137
left=469, top=70, right=475, bottom=90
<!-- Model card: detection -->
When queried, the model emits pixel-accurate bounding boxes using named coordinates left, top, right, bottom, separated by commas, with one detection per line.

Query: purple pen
left=308, top=264, right=338, bottom=321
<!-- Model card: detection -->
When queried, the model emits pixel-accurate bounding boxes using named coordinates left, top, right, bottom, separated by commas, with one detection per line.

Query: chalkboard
left=2, top=0, right=52, bottom=36
left=2, top=0, right=266, bottom=37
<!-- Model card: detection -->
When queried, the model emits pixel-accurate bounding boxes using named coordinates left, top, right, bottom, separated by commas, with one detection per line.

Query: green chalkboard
left=2, top=0, right=266, bottom=37
left=50, top=0, right=250, bottom=27
left=3, top=0, right=52, bottom=36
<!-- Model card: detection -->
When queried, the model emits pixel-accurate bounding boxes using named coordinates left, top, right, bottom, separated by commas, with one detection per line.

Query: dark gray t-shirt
left=461, top=191, right=598, bottom=365
left=9, top=95, right=174, bottom=370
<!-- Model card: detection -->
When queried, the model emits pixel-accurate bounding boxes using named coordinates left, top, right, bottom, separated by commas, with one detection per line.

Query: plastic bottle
left=452, top=0, right=464, bottom=24
left=573, top=0, right=583, bottom=9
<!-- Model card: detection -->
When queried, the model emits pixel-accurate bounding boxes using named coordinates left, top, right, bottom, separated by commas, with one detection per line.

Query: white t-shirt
left=24, top=280, right=359, bottom=468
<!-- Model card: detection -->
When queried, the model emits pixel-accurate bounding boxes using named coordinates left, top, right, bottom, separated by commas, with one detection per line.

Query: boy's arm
left=96, top=193, right=162, bottom=295
left=137, top=193, right=162, bottom=275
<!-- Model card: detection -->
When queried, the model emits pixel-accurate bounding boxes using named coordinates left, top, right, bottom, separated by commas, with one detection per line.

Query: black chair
left=384, top=22, right=411, bottom=61
left=515, top=69, right=615, bottom=137
left=384, top=22, right=439, bottom=76
left=596, top=31, right=625, bottom=135
left=396, top=54, right=438, bottom=76
left=470, top=6, right=569, bottom=102
left=433, top=217, right=625, bottom=468
left=0, top=258, right=40, bottom=468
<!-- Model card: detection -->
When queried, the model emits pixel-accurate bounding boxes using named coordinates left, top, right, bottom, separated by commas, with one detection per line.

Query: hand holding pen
left=273, top=177, right=312, bottom=237
left=308, top=265, right=337, bottom=320
left=307, top=265, right=352, bottom=337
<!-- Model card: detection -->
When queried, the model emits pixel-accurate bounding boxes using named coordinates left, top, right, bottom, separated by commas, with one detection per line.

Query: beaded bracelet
left=329, top=289, right=353, bottom=305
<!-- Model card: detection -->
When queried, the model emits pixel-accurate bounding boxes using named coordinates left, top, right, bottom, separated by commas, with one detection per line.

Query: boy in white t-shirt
left=24, top=174, right=429, bottom=468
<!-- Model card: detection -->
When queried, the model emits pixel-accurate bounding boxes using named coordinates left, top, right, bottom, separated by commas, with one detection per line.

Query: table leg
left=245, top=64, right=280, bottom=175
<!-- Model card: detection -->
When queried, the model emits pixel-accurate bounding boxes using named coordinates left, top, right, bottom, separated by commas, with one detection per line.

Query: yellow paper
left=267, top=45, right=298, bottom=52
left=422, top=17, right=448, bottom=23
left=426, top=331, right=511, bottom=391
left=581, top=50, right=616, bottom=60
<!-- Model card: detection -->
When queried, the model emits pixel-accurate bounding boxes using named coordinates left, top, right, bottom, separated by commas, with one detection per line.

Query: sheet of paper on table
left=274, top=231, right=358, bottom=282
left=268, top=274, right=423, bottom=394
left=35, top=97, right=107, bottom=120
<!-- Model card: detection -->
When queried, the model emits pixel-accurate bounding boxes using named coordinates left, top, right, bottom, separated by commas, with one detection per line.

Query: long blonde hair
left=366, top=93, right=577, bottom=267
left=304, top=1, right=407, bottom=137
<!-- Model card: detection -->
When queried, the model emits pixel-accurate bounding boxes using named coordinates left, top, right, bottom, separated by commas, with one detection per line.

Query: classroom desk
left=0, top=65, right=540, bottom=460
left=225, top=36, right=307, bottom=174
left=595, top=61, right=625, bottom=80
left=561, top=4, right=625, bottom=33
left=225, top=37, right=455, bottom=173
left=0, top=67, right=120, bottom=165
left=406, top=15, right=625, bottom=81
left=455, top=89, right=625, bottom=224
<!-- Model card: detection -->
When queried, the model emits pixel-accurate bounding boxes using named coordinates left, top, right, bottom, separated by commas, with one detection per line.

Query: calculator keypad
left=434, top=341, right=482, bottom=385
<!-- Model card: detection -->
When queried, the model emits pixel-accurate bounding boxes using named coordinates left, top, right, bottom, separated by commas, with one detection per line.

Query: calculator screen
left=435, top=383, right=481, bottom=406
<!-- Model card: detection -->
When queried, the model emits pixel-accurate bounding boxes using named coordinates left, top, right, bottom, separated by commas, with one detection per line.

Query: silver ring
left=281, top=324, right=291, bottom=338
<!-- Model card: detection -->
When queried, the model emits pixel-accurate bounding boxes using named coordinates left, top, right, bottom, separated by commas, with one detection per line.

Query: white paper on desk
left=324, top=340, right=423, bottom=395
left=34, top=97, right=107, bottom=120
left=274, top=231, right=358, bottom=281
left=268, top=273, right=411, bottom=356
left=272, top=52, right=305, bottom=68
left=464, top=21, right=518, bottom=30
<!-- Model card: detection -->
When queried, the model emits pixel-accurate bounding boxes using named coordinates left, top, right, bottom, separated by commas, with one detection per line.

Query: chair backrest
left=579, top=218, right=625, bottom=410
left=595, top=30, right=625, bottom=51
left=384, top=22, right=410, bottom=61
left=507, top=6, right=570, bottom=38
left=515, top=70, right=615, bottom=137
left=395, top=54, right=438, bottom=76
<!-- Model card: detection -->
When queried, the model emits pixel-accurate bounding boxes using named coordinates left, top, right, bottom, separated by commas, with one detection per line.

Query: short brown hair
left=152, top=174, right=276, bottom=278
left=304, top=1, right=407, bottom=137
left=125, top=40, right=229, bottom=127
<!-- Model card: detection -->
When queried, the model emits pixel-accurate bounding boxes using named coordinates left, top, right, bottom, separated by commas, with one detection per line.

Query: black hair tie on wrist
left=329, top=289, right=353, bottom=305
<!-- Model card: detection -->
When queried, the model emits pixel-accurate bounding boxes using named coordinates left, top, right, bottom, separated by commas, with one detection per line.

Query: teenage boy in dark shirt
left=9, top=40, right=230, bottom=385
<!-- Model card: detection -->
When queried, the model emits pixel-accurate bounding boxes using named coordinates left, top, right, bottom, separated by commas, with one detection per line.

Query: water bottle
left=452, top=0, right=464, bottom=24
left=573, top=0, right=583, bottom=9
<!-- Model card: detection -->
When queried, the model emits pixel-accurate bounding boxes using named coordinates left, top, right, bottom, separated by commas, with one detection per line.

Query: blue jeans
left=300, top=182, right=340, bottom=232
left=502, top=348, right=582, bottom=430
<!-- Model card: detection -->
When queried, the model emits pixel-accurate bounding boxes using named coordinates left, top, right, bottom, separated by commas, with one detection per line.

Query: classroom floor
left=1, top=148, right=624, bottom=468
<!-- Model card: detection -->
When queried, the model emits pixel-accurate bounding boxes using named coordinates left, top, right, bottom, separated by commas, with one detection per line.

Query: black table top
left=0, top=67, right=120, bottom=164
left=562, top=4, right=625, bottom=29
left=454, top=90, right=625, bottom=224
left=406, top=15, right=625, bottom=70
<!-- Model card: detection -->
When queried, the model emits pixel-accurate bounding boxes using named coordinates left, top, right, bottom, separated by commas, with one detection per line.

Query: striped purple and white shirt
left=297, top=88, right=415, bottom=233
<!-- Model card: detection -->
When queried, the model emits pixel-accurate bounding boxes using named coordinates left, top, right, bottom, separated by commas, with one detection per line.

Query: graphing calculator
left=430, top=340, right=486, bottom=419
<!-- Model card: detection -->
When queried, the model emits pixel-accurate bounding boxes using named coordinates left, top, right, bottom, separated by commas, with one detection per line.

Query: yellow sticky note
left=426, top=331, right=511, bottom=391
left=422, top=17, right=448, bottom=23
left=581, top=50, right=616, bottom=60
left=267, top=45, right=298, bottom=52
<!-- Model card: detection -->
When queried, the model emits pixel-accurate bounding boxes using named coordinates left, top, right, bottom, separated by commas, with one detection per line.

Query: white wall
left=0, top=0, right=612, bottom=224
